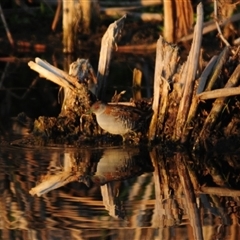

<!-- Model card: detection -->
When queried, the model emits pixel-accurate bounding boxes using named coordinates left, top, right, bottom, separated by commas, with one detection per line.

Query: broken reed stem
left=132, top=68, right=142, bottom=100
left=174, top=3, right=203, bottom=141
left=205, top=47, right=230, bottom=91
left=28, top=61, right=75, bottom=91
left=28, top=58, right=81, bottom=92
left=198, top=186, right=240, bottom=197
left=181, top=56, right=218, bottom=143
left=196, top=55, right=218, bottom=94
left=148, top=37, right=165, bottom=141
left=198, top=86, right=240, bottom=100
left=51, top=0, right=62, bottom=31
left=35, top=57, right=82, bottom=89
left=148, top=36, right=179, bottom=141
left=96, top=15, right=126, bottom=101
left=157, top=45, right=179, bottom=137
left=194, top=64, right=240, bottom=149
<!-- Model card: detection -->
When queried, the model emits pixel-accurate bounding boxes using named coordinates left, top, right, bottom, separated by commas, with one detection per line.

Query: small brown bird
left=90, top=101, right=152, bottom=139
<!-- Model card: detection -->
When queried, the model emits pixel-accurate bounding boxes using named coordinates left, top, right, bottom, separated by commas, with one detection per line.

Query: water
left=1, top=142, right=240, bottom=240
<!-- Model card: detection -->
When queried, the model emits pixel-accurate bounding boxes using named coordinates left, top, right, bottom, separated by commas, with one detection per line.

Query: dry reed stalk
left=181, top=56, right=218, bottom=143
left=51, top=0, right=62, bottom=31
left=132, top=68, right=142, bottom=88
left=174, top=3, right=203, bottom=141
left=175, top=152, right=203, bottom=240
left=157, top=46, right=179, bottom=137
left=205, top=46, right=230, bottom=91
left=163, top=0, right=174, bottom=42
left=117, top=43, right=156, bottom=53
left=194, top=64, right=240, bottom=149
left=132, top=68, right=142, bottom=100
left=197, top=56, right=219, bottom=94
left=148, top=37, right=165, bottom=141
left=28, top=58, right=80, bottom=92
left=179, top=13, right=240, bottom=42
left=198, top=186, right=240, bottom=197
left=148, top=36, right=179, bottom=141
left=100, top=0, right=162, bottom=7
left=62, top=0, right=78, bottom=53
left=96, top=15, right=126, bottom=101
left=199, top=85, right=240, bottom=100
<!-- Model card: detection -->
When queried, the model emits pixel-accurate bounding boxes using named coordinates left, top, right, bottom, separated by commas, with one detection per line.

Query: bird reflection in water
left=29, top=146, right=154, bottom=219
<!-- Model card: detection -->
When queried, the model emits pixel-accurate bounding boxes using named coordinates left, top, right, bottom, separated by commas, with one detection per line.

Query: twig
left=51, top=0, right=62, bottom=31
left=213, top=0, right=232, bottom=48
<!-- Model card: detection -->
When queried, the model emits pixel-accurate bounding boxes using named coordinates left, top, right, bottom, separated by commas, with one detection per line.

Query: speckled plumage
left=90, top=101, right=151, bottom=136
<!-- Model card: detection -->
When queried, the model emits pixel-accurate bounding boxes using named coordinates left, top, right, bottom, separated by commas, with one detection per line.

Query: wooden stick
left=174, top=3, right=203, bottom=141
